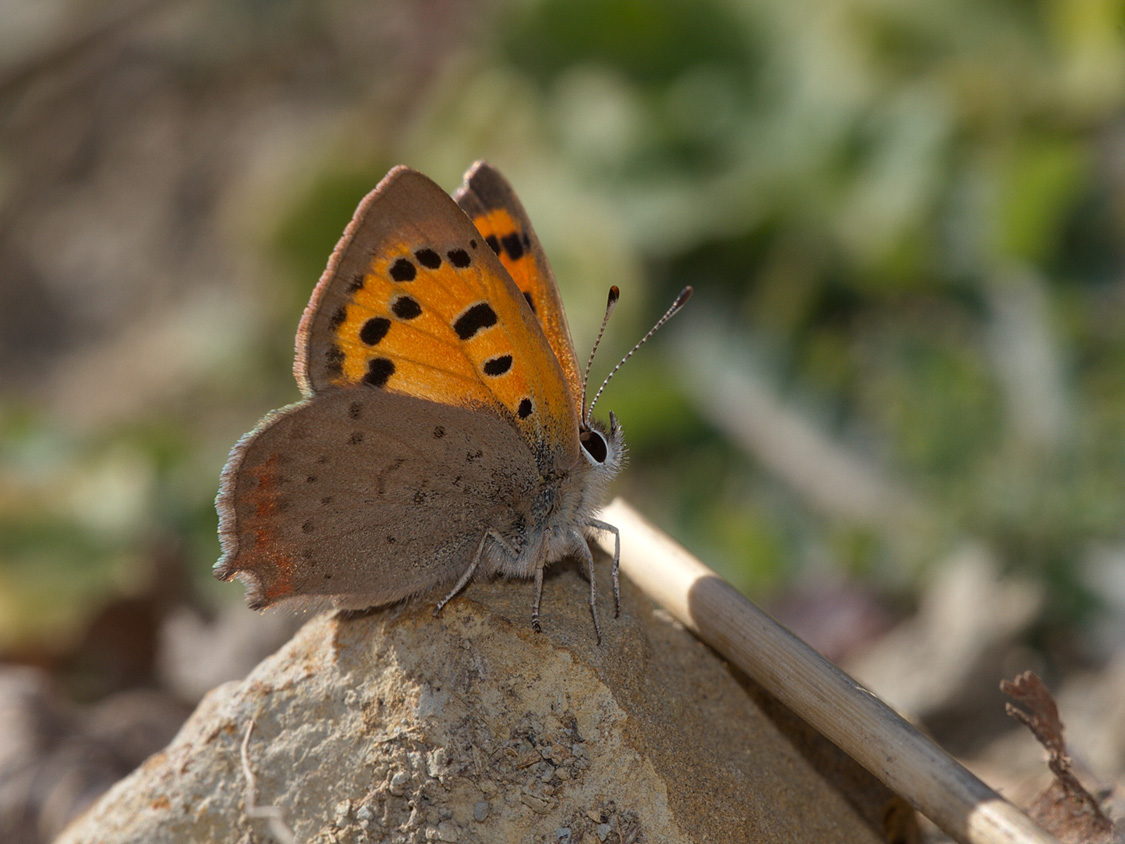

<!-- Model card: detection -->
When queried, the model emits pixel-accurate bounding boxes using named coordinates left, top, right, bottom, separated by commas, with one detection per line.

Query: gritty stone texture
left=57, top=566, right=895, bottom=843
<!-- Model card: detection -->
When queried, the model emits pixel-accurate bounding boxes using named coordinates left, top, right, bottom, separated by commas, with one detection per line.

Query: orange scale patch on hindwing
left=241, top=453, right=296, bottom=603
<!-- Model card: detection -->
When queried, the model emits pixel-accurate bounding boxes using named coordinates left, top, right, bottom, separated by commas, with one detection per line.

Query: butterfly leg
left=531, top=562, right=545, bottom=634
left=434, top=529, right=503, bottom=616
left=573, top=534, right=603, bottom=644
left=587, top=519, right=621, bottom=618
left=485, top=528, right=520, bottom=560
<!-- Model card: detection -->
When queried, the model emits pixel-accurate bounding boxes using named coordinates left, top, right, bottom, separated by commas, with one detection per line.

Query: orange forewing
left=295, top=166, right=580, bottom=470
left=455, top=162, right=584, bottom=411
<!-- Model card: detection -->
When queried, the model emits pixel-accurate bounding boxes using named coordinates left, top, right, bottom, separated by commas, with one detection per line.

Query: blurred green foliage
left=3, top=0, right=1125, bottom=659
left=472, top=0, right=1125, bottom=609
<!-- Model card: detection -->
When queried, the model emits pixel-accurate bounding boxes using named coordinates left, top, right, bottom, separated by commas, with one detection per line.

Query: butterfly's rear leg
left=433, top=528, right=516, bottom=616
left=531, top=563, right=544, bottom=634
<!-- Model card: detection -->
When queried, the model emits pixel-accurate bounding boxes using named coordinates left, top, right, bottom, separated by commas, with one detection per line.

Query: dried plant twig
left=595, top=498, right=1060, bottom=844
left=1002, top=672, right=1116, bottom=844
left=240, top=720, right=296, bottom=844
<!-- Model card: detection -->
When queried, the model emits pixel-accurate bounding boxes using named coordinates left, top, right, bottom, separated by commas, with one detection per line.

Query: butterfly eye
left=579, top=426, right=608, bottom=464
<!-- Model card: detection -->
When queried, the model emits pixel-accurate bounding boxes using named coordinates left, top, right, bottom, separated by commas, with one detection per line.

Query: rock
left=57, top=565, right=904, bottom=843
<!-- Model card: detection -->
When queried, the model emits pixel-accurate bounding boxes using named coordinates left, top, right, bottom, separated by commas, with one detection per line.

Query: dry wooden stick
left=595, top=498, right=1060, bottom=844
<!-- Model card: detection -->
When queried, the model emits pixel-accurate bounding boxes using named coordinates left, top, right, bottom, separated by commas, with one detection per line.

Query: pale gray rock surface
left=57, top=567, right=894, bottom=843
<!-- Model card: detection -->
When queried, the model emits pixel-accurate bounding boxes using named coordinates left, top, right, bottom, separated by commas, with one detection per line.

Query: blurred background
left=2, top=0, right=1124, bottom=839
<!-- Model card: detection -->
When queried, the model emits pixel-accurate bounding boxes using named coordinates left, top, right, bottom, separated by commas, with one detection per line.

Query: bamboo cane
left=595, top=498, right=1059, bottom=844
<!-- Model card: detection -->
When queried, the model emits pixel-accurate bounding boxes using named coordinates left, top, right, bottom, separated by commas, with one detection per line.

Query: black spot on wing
left=415, top=248, right=441, bottom=269
left=389, top=258, right=416, bottom=282
left=485, top=235, right=501, bottom=255
left=483, top=355, right=512, bottom=376
left=447, top=248, right=471, bottom=267
left=391, top=295, right=422, bottom=320
left=453, top=302, right=498, bottom=340
left=360, top=317, right=390, bottom=345
left=501, top=232, right=524, bottom=261
left=517, top=398, right=533, bottom=419
left=364, top=357, right=394, bottom=387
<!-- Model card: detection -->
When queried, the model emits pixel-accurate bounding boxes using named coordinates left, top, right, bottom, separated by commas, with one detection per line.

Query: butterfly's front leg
left=586, top=519, right=621, bottom=618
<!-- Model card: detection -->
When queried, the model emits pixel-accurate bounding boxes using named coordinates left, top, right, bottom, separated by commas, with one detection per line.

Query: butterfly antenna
left=581, top=286, right=621, bottom=420
left=586, top=286, right=693, bottom=423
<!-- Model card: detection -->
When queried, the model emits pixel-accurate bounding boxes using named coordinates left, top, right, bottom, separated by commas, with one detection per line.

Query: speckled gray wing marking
left=215, top=389, right=539, bottom=609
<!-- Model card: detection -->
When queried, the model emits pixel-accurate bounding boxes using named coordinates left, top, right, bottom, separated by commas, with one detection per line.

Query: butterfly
left=215, top=161, right=689, bottom=640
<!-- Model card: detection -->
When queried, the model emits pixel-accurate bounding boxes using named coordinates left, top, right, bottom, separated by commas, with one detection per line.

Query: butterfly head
left=579, top=410, right=624, bottom=473
left=571, top=411, right=625, bottom=523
